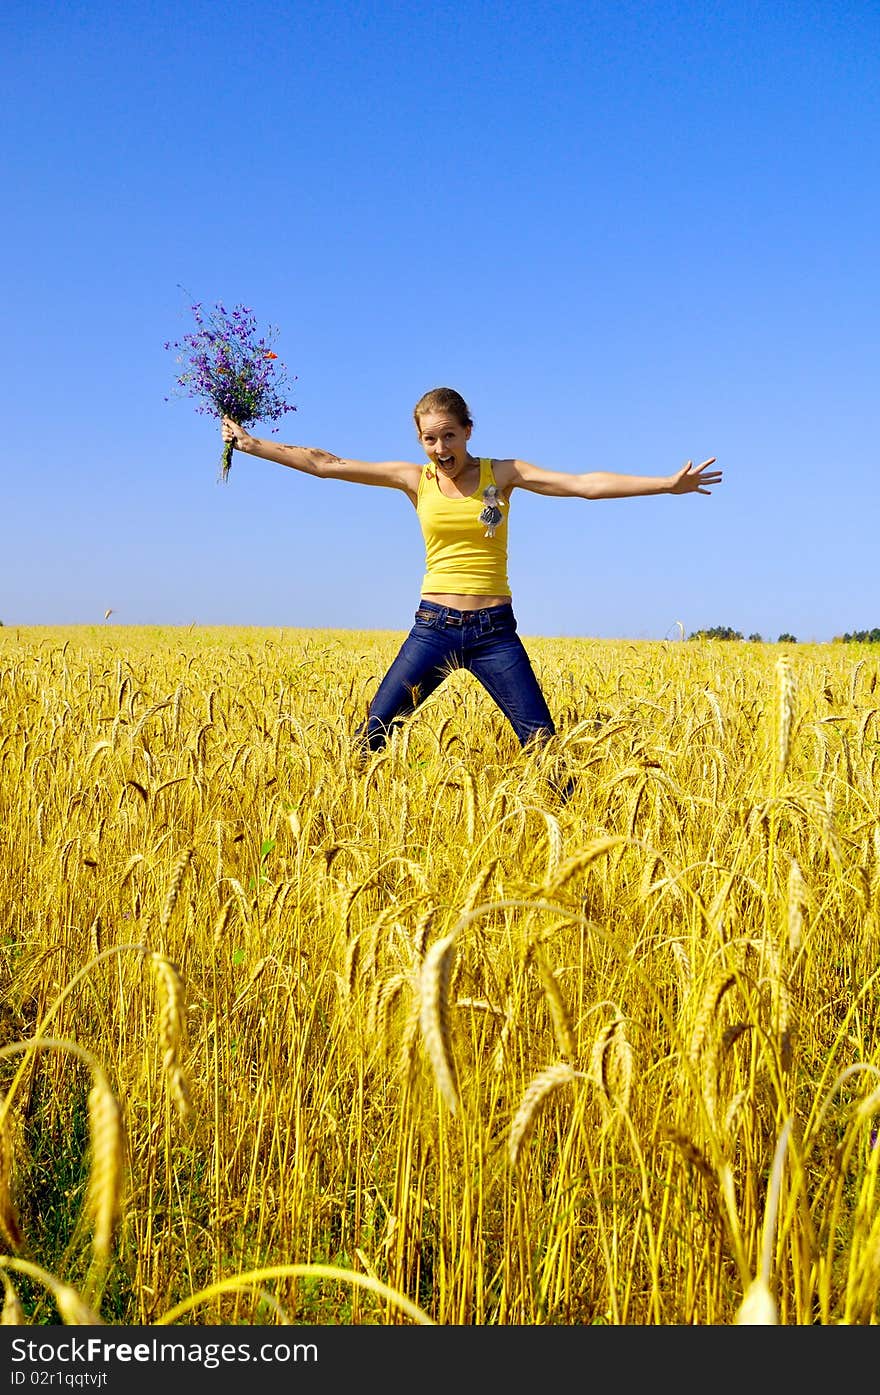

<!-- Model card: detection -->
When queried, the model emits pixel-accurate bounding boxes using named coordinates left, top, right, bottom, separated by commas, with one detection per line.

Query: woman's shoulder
left=487, top=457, right=518, bottom=492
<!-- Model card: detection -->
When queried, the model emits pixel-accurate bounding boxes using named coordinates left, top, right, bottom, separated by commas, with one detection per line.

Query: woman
left=221, top=387, right=721, bottom=757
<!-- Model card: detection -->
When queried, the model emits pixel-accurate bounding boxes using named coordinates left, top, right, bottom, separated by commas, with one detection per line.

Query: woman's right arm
left=221, top=417, right=420, bottom=494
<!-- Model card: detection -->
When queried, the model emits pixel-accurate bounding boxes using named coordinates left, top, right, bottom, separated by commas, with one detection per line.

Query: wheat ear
left=688, top=966, right=738, bottom=1129
left=787, top=858, right=807, bottom=952
left=461, top=768, right=477, bottom=843
left=543, top=836, right=626, bottom=897
left=775, top=655, right=796, bottom=780
left=419, top=933, right=459, bottom=1114
left=460, top=857, right=501, bottom=918
left=159, top=846, right=193, bottom=941
left=542, top=811, right=563, bottom=882
left=589, top=1014, right=633, bottom=1122
left=532, top=945, right=576, bottom=1060
left=412, top=901, right=437, bottom=959
left=509, top=1062, right=578, bottom=1169
left=86, top=1066, right=123, bottom=1267
left=150, top=953, right=194, bottom=1123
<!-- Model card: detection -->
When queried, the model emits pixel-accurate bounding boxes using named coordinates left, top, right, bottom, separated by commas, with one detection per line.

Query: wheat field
left=1, top=625, right=879, bottom=1326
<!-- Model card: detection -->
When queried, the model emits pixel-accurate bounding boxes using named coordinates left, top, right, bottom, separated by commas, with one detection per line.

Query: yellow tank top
left=416, top=457, right=511, bottom=597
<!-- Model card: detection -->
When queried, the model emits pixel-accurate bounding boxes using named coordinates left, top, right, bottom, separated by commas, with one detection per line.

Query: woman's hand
left=221, top=416, right=253, bottom=452
left=668, top=458, right=722, bottom=495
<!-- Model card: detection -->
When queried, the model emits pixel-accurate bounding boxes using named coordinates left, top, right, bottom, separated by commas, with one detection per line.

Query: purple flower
left=165, top=299, right=297, bottom=481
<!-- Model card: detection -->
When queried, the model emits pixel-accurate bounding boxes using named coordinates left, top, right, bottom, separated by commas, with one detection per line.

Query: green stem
left=219, top=437, right=235, bottom=483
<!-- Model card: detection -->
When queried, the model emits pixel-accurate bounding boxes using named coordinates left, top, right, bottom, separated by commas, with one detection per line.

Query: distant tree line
left=688, top=626, right=798, bottom=643
left=835, top=628, right=880, bottom=644
left=689, top=627, right=880, bottom=644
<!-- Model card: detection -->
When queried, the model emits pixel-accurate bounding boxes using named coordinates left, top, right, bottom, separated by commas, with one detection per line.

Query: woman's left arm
left=500, top=456, right=722, bottom=500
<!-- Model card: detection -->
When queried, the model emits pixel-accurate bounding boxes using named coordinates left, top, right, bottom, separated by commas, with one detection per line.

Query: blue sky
left=3, top=0, right=878, bottom=640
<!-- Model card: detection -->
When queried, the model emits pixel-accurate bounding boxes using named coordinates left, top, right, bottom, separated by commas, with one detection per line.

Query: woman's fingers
left=675, top=456, right=722, bottom=494
left=690, top=458, right=722, bottom=485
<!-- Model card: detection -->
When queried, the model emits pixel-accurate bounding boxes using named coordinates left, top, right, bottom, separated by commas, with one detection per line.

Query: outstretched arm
left=221, top=417, right=421, bottom=495
left=500, top=456, right=722, bottom=500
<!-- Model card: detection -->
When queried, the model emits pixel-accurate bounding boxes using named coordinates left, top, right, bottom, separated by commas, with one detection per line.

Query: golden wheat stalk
left=703, top=687, right=725, bottom=741
left=212, top=896, right=234, bottom=950
left=119, top=852, right=145, bottom=888
left=172, top=681, right=185, bottom=735
left=419, top=933, right=459, bottom=1114
left=689, top=968, right=736, bottom=1066
left=230, top=956, right=271, bottom=1011
left=459, top=858, right=501, bottom=919
left=589, top=1014, right=634, bottom=1122
left=775, top=655, right=796, bottom=780
left=688, top=965, right=738, bottom=1130
left=671, top=940, right=692, bottom=998
left=149, top=953, right=194, bottom=1124
left=397, top=987, right=423, bottom=1092
left=490, top=999, right=514, bottom=1074
left=343, top=930, right=362, bottom=997
left=508, top=1062, right=578, bottom=1169
left=86, top=1067, right=123, bottom=1266
left=542, top=811, right=563, bottom=882
left=532, top=945, right=576, bottom=1060
left=662, top=1126, right=720, bottom=1192
left=750, top=934, right=793, bottom=1067
left=225, top=876, right=253, bottom=924
left=373, top=972, right=407, bottom=1043
left=159, top=846, right=193, bottom=941
left=823, top=786, right=842, bottom=865
left=849, top=657, right=866, bottom=706
left=0, top=1259, right=104, bottom=1325
left=787, top=857, right=807, bottom=952
left=461, top=768, right=477, bottom=844
left=412, top=901, right=437, bottom=959
left=542, top=836, right=626, bottom=897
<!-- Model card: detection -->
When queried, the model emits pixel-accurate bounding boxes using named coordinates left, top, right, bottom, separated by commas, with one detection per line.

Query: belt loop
left=440, top=606, right=449, bottom=627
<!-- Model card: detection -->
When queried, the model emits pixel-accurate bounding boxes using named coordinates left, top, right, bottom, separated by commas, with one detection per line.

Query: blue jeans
left=357, top=600, right=556, bottom=753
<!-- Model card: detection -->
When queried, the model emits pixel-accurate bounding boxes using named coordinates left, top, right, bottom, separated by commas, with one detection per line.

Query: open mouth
left=437, top=456, right=455, bottom=469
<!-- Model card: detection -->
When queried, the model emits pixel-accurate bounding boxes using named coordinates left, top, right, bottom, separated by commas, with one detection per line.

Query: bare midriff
left=420, top=593, right=511, bottom=610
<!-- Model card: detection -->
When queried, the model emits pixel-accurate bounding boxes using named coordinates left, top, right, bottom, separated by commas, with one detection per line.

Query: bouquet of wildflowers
left=165, top=299, right=297, bottom=481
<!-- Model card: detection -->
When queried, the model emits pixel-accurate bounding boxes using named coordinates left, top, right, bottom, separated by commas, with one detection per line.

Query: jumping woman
left=221, top=387, right=721, bottom=760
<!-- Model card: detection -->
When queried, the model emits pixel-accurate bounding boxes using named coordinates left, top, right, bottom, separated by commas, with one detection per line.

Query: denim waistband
left=417, top=599, right=514, bottom=627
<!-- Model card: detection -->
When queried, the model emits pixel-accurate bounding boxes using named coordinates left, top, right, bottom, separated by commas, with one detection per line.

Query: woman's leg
left=465, top=607, right=556, bottom=747
left=356, top=604, right=457, bottom=754
left=465, top=606, right=576, bottom=800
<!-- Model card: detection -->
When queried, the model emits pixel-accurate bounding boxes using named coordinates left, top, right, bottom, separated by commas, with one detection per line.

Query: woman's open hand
left=669, top=458, right=722, bottom=495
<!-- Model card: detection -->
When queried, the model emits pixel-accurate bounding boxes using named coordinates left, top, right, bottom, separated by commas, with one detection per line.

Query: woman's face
left=417, top=411, right=473, bottom=480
